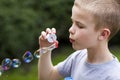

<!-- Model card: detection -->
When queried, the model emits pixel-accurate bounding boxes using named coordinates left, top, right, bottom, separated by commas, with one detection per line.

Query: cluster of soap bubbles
left=0, top=33, right=58, bottom=77
left=0, top=50, right=40, bottom=76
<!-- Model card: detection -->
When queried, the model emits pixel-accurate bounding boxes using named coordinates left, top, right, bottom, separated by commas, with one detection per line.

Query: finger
left=41, top=31, right=47, bottom=39
left=46, top=28, right=52, bottom=34
left=51, top=28, right=56, bottom=34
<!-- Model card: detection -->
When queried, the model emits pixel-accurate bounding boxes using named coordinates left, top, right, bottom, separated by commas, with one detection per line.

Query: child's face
left=69, top=1, right=100, bottom=50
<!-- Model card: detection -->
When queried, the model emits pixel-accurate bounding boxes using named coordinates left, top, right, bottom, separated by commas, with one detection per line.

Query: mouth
left=69, top=38, right=75, bottom=43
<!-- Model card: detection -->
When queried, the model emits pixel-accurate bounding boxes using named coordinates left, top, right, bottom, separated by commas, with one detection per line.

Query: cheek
left=76, top=31, right=98, bottom=42
left=76, top=31, right=89, bottom=39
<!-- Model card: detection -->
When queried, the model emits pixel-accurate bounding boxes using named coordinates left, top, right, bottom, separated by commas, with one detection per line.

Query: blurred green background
left=0, top=0, right=120, bottom=80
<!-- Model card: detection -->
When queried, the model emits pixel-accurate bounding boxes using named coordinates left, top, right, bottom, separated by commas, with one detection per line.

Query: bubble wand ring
left=34, top=33, right=58, bottom=58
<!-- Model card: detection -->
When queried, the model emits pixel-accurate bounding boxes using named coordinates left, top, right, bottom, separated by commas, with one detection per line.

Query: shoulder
left=107, top=73, right=120, bottom=80
left=56, top=49, right=87, bottom=77
left=70, top=49, right=87, bottom=59
left=107, top=61, right=120, bottom=80
left=58, top=49, right=87, bottom=64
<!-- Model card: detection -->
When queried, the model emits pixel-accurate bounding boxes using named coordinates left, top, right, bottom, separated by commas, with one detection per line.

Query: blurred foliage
left=0, top=0, right=120, bottom=75
left=0, top=0, right=73, bottom=61
left=109, top=31, right=120, bottom=46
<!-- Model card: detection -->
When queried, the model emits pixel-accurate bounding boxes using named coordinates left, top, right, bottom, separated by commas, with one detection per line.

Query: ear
left=98, top=28, right=111, bottom=40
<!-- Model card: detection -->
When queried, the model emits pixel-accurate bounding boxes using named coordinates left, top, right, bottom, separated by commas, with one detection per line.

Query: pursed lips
left=69, top=38, right=75, bottom=43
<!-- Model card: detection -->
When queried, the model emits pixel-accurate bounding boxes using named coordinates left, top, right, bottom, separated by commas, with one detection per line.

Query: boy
left=38, top=0, right=120, bottom=80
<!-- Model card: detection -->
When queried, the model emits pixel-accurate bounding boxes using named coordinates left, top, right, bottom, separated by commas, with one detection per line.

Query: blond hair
left=77, top=0, right=120, bottom=40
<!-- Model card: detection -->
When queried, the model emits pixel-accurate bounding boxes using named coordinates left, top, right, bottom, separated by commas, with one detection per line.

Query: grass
left=0, top=64, right=38, bottom=80
left=0, top=46, right=74, bottom=80
left=0, top=46, right=120, bottom=80
left=110, top=46, right=120, bottom=60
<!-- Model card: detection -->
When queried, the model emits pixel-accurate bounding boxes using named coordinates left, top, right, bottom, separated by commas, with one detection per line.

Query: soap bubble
left=1, top=58, right=12, bottom=71
left=23, top=51, right=33, bottom=63
left=34, top=50, right=40, bottom=58
left=12, top=59, right=21, bottom=68
left=0, top=66, right=3, bottom=76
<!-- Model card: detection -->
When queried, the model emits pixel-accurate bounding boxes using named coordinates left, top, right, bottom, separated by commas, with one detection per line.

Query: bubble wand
left=34, top=32, right=58, bottom=58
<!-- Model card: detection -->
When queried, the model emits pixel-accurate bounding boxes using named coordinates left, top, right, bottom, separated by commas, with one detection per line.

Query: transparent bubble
left=1, top=58, right=12, bottom=71
left=12, top=59, right=21, bottom=68
left=0, top=73, right=1, bottom=77
left=46, top=34, right=57, bottom=43
left=34, top=50, right=40, bottom=58
left=0, top=66, right=3, bottom=76
left=23, top=51, right=33, bottom=63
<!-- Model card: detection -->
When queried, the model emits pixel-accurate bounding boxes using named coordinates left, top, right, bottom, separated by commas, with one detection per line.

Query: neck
left=87, top=42, right=113, bottom=64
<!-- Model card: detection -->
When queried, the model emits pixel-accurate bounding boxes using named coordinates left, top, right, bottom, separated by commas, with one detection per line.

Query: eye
left=76, top=22, right=85, bottom=28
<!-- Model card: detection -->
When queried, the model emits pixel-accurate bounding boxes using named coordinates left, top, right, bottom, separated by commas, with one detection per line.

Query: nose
left=69, top=25, right=74, bottom=34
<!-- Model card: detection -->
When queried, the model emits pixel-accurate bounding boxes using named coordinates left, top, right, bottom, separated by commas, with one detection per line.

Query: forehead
left=72, top=1, right=96, bottom=28
left=72, top=3, right=94, bottom=24
left=72, top=0, right=90, bottom=19
left=74, top=0, right=81, bottom=8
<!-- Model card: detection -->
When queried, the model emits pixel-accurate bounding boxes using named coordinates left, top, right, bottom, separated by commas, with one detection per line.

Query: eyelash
left=71, top=20, right=85, bottom=29
left=76, top=22, right=84, bottom=28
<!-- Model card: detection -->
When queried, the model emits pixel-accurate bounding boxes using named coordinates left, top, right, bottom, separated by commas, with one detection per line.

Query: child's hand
left=39, top=28, right=58, bottom=48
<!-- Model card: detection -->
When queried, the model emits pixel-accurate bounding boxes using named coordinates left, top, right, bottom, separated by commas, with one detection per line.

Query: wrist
left=39, top=47, right=51, bottom=54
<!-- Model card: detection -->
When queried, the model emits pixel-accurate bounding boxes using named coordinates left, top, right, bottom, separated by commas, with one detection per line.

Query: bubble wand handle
left=34, top=33, right=58, bottom=56
left=38, top=43, right=56, bottom=54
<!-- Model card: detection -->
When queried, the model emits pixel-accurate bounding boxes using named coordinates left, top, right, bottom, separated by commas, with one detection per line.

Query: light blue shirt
left=57, top=49, right=120, bottom=80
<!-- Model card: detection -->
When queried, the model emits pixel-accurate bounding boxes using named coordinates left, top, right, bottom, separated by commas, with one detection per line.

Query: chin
left=72, top=45, right=85, bottom=50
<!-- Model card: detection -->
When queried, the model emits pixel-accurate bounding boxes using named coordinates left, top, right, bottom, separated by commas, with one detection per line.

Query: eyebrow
left=74, top=0, right=81, bottom=8
left=74, top=2, right=78, bottom=6
left=74, top=1, right=79, bottom=7
left=71, top=17, right=85, bottom=26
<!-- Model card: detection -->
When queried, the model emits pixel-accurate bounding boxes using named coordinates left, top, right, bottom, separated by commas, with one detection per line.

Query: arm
left=38, top=51, right=62, bottom=80
left=38, top=28, right=62, bottom=80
